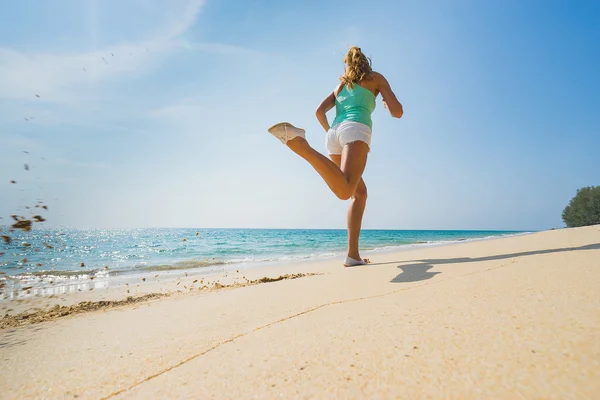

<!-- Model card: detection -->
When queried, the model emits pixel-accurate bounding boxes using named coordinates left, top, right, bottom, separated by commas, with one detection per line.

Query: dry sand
left=1, top=225, right=599, bottom=399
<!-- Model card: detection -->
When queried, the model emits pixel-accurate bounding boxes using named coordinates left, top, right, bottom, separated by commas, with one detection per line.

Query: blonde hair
left=340, top=46, right=372, bottom=88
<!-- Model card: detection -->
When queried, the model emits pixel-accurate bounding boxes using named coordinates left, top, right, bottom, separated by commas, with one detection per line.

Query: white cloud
left=0, top=43, right=160, bottom=102
left=1, top=135, right=45, bottom=153
left=0, top=0, right=253, bottom=104
left=184, top=42, right=261, bottom=56
left=160, top=0, right=206, bottom=39
left=46, top=157, right=111, bottom=170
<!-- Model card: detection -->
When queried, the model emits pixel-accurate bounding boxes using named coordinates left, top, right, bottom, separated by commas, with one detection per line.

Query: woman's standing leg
left=330, top=153, right=368, bottom=262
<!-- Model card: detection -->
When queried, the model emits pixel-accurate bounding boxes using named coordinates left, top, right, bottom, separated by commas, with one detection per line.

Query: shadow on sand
left=369, top=243, right=600, bottom=284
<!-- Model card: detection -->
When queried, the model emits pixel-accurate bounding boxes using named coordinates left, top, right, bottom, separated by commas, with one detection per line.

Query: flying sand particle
left=12, top=220, right=32, bottom=232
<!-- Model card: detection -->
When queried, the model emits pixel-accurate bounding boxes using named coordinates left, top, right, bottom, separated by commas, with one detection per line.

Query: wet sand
left=1, top=225, right=599, bottom=399
left=0, top=273, right=318, bottom=328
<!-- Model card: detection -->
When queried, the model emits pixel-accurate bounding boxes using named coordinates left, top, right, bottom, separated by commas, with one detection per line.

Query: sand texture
left=1, top=226, right=599, bottom=399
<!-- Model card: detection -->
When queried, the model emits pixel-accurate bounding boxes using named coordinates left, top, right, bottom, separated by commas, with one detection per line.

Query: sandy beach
left=1, top=225, right=599, bottom=399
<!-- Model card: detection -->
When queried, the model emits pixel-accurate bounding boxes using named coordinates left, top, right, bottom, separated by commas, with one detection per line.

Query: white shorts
left=326, top=121, right=372, bottom=155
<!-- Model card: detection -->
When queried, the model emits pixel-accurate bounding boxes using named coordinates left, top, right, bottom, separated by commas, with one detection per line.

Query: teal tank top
left=332, top=83, right=376, bottom=129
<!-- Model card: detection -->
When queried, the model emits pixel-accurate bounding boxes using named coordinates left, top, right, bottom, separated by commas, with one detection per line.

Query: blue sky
left=1, top=0, right=598, bottom=231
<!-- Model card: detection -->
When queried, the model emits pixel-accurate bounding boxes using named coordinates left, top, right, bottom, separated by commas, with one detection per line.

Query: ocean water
left=1, top=228, right=527, bottom=281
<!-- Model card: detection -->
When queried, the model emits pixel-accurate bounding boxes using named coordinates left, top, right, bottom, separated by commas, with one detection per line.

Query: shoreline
left=0, top=231, right=533, bottom=316
left=0, top=230, right=531, bottom=303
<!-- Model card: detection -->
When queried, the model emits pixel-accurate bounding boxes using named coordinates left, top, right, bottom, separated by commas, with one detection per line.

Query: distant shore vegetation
left=562, top=186, right=600, bottom=227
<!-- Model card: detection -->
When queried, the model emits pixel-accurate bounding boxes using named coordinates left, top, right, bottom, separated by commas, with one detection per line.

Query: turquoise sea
left=1, top=228, right=527, bottom=281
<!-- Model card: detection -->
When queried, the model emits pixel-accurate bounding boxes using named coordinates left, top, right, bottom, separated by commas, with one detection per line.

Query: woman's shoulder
left=369, top=71, right=385, bottom=81
left=333, top=81, right=346, bottom=96
left=368, top=71, right=392, bottom=91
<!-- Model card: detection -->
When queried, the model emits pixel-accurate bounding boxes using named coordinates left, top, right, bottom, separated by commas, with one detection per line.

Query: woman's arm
left=315, top=83, right=343, bottom=131
left=374, top=72, right=403, bottom=118
left=315, top=93, right=335, bottom=131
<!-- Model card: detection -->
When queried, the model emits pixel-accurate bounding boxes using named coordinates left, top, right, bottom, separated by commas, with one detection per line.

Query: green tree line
left=562, top=186, right=600, bottom=227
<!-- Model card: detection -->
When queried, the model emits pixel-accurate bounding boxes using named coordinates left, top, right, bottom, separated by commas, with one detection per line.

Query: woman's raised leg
left=286, top=137, right=369, bottom=200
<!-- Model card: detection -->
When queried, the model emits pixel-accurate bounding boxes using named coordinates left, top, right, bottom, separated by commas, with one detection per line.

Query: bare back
left=334, top=72, right=380, bottom=97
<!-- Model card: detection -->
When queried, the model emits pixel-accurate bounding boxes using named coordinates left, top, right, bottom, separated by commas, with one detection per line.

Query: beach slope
left=2, top=225, right=599, bottom=399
